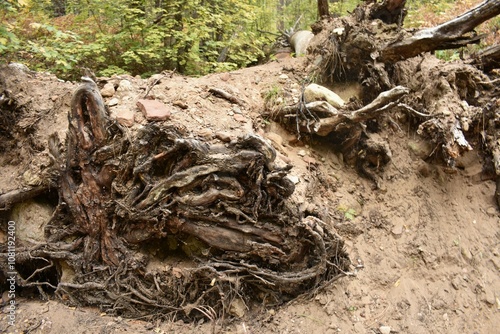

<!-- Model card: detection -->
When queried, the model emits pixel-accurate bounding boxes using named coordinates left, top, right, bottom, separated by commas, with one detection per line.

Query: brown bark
left=318, top=0, right=329, bottom=18
left=472, top=44, right=500, bottom=72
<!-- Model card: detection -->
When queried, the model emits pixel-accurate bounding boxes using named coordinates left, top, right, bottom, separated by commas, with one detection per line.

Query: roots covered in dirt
left=1, top=78, right=350, bottom=320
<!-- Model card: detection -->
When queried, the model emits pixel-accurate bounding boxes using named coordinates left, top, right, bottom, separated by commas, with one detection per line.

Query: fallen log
left=380, top=0, right=500, bottom=62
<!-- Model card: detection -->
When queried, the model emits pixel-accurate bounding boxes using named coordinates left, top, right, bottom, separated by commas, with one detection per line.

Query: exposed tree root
left=0, top=78, right=350, bottom=321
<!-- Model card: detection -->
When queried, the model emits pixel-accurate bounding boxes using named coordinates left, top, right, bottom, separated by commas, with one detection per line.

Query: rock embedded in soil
left=108, top=98, right=119, bottom=107
left=379, top=325, right=391, bottom=334
left=215, top=131, right=232, bottom=142
left=117, top=79, right=133, bottom=92
left=116, top=108, right=135, bottom=127
left=303, top=83, right=345, bottom=108
left=136, top=99, right=171, bottom=121
left=101, top=82, right=115, bottom=97
left=10, top=200, right=53, bottom=243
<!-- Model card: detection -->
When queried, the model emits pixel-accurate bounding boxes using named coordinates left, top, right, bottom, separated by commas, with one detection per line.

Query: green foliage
left=337, top=205, right=357, bottom=221
left=1, top=0, right=497, bottom=79
left=435, top=49, right=461, bottom=61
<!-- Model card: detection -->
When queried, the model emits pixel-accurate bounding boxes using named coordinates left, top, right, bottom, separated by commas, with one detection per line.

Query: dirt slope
left=0, top=55, right=499, bottom=334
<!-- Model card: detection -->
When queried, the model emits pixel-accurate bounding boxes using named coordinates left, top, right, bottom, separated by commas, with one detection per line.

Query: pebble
left=391, top=224, right=403, bottom=236
left=100, top=82, right=115, bottom=97
left=215, top=131, right=232, bottom=142
left=233, top=113, right=247, bottom=123
left=278, top=73, right=289, bottom=80
left=461, top=246, right=473, bottom=262
left=297, top=149, right=307, bottom=157
left=450, top=277, right=461, bottom=290
left=116, top=79, right=133, bottom=92
left=108, top=98, right=119, bottom=107
left=115, top=108, right=135, bottom=127
left=486, top=206, right=497, bottom=216
left=173, top=100, right=188, bottom=109
left=379, top=325, right=391, bottom=334
left=287, top=175, right=300, bottom=184
left=197, top=128, right=213, bottom=138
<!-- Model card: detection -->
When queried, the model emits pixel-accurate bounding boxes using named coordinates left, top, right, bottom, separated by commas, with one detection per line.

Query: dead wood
left=472, top=44, right=500, bottom=72
left=208, top=87, right=246, bottom=106
left=313, top=86, right=409, bottom=136
left=369, top=0, right=407, bottom=25
left=0, top=185, right=49, bottom=211
left=380, top=0, right=500, bottom=62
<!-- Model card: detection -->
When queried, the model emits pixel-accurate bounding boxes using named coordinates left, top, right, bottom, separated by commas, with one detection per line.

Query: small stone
left=233, top=113, right=247, bottom=123
left=303, top=156, right=318, bottom=165
left=486, top=206, right=497, bottom=216
left=379, top=325, right=391, bottom=334
left=220, top=73, right=230, bottom=81
left=461, top=246, right=473, bottom=262
left=297, top=149, right=307, bottom=157
left=108, top=98, right=119, bottom=107
left=198, top=128, right=213, bottom=138
left=287, top=175, right=300, bottom=184
left=116, top=79, right=133, bottom=92
left=173, top=100, right=188, bottom=109
left=232, top=105, right=242, bottom=114
left=50, top=95, right=58, bottom=101
left=484, top=288, right=496, bottom=306
left=278, top=152, right=291, bottom=164
left=490, top=257, right=500, bottom=271
left=215, top=131, right=232, bottom=142
left=137, top=99, right=171, bottom=121
left=278, top=74, right=289, bottom=81
left=391, top=224, right=403, bottom=236
left=408, top=140, right=433, bottom=160
left=101, top=82, right=115, bottom=97
left=229, top=298, right=246, bottom=318
left=451, top=277, right=460, bottom=290
left=116, top=108, right=135, bottom=127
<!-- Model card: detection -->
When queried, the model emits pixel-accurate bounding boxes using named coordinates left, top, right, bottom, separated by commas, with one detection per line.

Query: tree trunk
left=318, top=0, right=329, bottom=18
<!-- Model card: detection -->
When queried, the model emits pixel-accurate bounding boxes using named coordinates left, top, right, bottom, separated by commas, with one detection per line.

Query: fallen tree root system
left=2, top=78, right=350, bottom=321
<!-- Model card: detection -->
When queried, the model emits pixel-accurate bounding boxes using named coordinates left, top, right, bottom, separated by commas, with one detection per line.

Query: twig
left=208, top=88, right=246, bottom=106
left=397, top=103, right=432, bottom=117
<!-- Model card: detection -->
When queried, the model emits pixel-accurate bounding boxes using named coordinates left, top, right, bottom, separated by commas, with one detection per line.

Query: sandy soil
left=0, top=54, right=499, bottom=334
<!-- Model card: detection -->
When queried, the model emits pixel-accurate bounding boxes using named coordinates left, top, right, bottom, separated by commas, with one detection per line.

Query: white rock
left=287, top=175, right=300, bottom=184
left=303, top=83, right=345, bottom=108
left=108, top=98, right=119, bottom=107
left=117, top=79, right=133, bottom=92
left=279, top=74, right=289, bottom=80
left=379, top=325, right=391, bottom=334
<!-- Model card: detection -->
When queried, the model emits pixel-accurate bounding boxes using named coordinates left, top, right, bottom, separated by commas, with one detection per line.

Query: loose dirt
left=0, top=54, right=499, bottom=334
